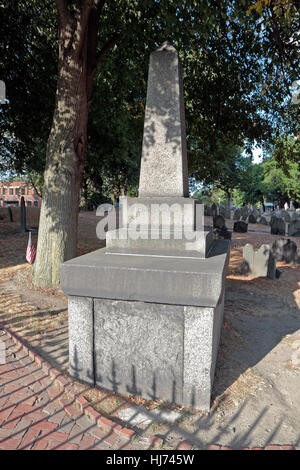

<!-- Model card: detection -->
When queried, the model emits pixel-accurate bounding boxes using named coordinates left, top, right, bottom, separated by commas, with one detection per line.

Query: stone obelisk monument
left=61, top=43, right=230, bottom=410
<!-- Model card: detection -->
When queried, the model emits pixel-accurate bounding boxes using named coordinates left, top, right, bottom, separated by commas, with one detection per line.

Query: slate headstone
left=272, top=238, right=297, bottom=264
left=288, top=220, right=300, bottom=237
left=8, top=207, right=13, bottom=222
left=204, top=205, right=211, bottom=216
left=248, top=213, right=257, bottom=224
left=211, top=203, right=218, bottom=218
left=234, top=220, right=248, bottom=233
left=233, top=208, right=241, bottom=221
left=270, top=216, right=285, bottom=235
left=258, top=216, right=268, bottom=226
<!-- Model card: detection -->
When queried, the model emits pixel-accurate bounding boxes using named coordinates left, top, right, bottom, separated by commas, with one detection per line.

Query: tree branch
left=95, top=32, right=121, bottom=66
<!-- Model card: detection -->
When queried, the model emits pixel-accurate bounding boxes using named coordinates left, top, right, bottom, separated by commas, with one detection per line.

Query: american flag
left=26, top=231, right=36, bottom=264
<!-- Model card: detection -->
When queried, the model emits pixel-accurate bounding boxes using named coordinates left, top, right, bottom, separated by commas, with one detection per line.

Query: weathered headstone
left=288, top=220, right=300, bottom=237
left=272, top=238, right=297, bottom=264
left=204, top=205, right=211, bottom=216
left=61, top=42, right=230, bottom=411
left=20, top=196, right=26, bottom=234
left=7, top=206, right=13, bottom=222
left=233, top=208, right=241, bottom=221
left=248, top=213, right=257, bottom=224
left=258, top=216, right=268, bottom=226
left=270, top=216, right=285, bottom=235
left=241, top=206, right=249, bottom=219
left=213, top=215, right=231, bottom=240
left=243, top=243, right=276, bottom=279
left=234, top=220, right=248, bottom=233
left=211, top=202, right=218, bottom=219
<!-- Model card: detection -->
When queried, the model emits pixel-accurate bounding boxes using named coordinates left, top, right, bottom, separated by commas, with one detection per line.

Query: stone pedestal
left=61, top=240, right=229, bottom=410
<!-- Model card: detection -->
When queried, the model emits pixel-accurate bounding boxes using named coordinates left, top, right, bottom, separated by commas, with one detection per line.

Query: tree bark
left=33, top=0, right=118, bottom=287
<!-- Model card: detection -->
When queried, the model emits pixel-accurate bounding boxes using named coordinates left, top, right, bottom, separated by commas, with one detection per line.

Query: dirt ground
left=0, top=208, right=299, bottom=449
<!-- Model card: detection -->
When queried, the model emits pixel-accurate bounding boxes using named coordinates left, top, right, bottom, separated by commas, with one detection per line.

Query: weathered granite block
left=93, top=299, right=184, bottom=402
left=183, top=297, right=224, bottom=409
left=66, top=291, right=226, bottom=410
left=68, top=296, right=94, bottom=385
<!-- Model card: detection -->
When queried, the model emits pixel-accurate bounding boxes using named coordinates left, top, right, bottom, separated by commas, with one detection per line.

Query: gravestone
left=270, top=216, right=285, bottom=235
left=241, top=206, right=249, bottom=219
left=272, top=238, right=297, bottom=264
left=20, top=196, right=26, bottom=234
left=7, top=207, right=13, bottom=222
left=213, top=215, right=231, bottom=240
left=258, top=216, right=268, bottom=226
left=61, top=42, right=230, bottom=411
left=248, top=213, right=257, bottom=224
left=211, top=203, right=218, bottom=219
left=243, top=243, right=276, bottom=279
left=233, top=208, right=241, bottom=221
left=204, top=205, right=211, bottom=216
left=234, top=220, right=248, bottom=233
left=292, top=211, right=300, bottom=221
left=288, top=220, right=300, bottom=237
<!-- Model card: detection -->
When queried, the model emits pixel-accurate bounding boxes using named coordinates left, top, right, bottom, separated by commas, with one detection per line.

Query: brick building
left=0, top=181, right=42, bottom=208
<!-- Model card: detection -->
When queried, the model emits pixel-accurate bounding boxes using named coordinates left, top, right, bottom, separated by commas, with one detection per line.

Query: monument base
left=61, top=240, right=230, bottom=410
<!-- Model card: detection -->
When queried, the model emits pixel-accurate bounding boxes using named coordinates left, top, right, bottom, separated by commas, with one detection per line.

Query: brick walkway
left=0, top=330, right=136, bottom=450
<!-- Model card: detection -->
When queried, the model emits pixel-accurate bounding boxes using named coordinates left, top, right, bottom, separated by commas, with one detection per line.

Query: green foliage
left=0, top=0, right=299, bottom=196
left=0, top=0, right=57, bottom=174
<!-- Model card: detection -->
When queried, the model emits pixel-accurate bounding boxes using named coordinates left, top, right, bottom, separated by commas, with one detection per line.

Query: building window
left=21, top=187, right=25, bottom=195
left=15, top=188, right=19, bottom=196
left=2, top=188, right=6, bottom=195
left=27, top=200, right=31, bottom=207
left=9, top=188, right=13, bottom=195
left=34, top=200, right=38, bottom=207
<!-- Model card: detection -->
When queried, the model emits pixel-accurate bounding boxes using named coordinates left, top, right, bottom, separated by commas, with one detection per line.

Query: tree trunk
left=33, top=1, right=119, bottom=287
left=33, top=39, right=88, bottom=286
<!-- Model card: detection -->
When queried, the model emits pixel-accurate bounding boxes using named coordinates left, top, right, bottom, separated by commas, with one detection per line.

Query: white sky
left=252, top=147, right=263, bottom=164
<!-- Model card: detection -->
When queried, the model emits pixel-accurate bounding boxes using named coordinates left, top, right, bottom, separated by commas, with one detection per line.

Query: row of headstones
left=242, top=238, right=300, bottom=279
left=205, top=203, right=231, bottom=219
left=233, top=218, right=300, bottom=237
left=269, top=216, right=300, bottom=237
left=233, top=209, right=300, bottom=237
left=0, top=198, right=30, bottom=233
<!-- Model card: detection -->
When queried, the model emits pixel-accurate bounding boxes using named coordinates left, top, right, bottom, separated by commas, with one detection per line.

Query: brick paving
left=0, top=329, right=137, bottom=450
